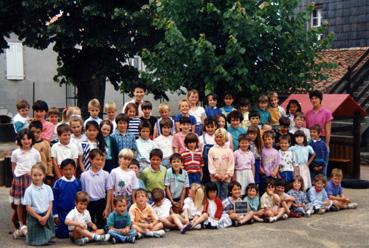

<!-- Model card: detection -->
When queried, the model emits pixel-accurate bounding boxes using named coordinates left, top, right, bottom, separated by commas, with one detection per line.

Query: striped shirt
left=181, top=150, right=204, bottom=174
left=128, top=117, right=141, bottom=138
left=78, top=140, right=98, bottom=170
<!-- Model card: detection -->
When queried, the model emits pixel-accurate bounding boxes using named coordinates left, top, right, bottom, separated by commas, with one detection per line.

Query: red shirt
left=181, top=150, right=204, bottom=174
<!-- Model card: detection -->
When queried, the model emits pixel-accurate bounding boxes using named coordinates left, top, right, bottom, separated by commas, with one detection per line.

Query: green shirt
left=106, top=210, right=131, bottom=229
left=140, top=166, right=167, bottom=192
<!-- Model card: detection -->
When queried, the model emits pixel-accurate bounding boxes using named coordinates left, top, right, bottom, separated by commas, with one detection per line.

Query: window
left=5, top=42, right=24, bottom=80
left=310, top=7, right=322, bottom=28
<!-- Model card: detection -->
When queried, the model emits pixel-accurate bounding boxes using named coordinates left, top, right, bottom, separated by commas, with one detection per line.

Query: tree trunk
left=76, top=74, right=106, bottom=120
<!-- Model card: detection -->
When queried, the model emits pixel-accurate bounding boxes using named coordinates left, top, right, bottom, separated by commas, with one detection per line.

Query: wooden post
left=352, top=111, right=361, bottom=179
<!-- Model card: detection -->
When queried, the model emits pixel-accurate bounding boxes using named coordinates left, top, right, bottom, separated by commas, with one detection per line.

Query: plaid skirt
left=9, top=174, right=32, bottom=204
left=26, top=212, right=55, bottom=246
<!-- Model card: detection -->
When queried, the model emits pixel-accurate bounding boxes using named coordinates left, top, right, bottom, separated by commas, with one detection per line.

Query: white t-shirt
left=65, top=207, right=92, bottom=231
left=207, top=199, right=217, bottom=218
left=152, top=198, right=172, bottom=219
left=51, top=142, right=79, bottom=165
left=154, top=135, right=174, bottom=159
left=109, top=167, right=139, bottom=196
left=183, top=197, right=203, bottom=219
left=11, top=148, right=41, bottom=177
left=189, top=106, right=206, bottom=125
left=78, top=140, right=98, bottom=156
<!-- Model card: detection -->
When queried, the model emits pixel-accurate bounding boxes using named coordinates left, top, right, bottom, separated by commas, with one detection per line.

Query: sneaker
left=305, top=209, right=313, bottom=217
left=74, top=238, right=88, bottom=246
left=136, top=233, right=143, bottom=239
left=153, top=230, right=165, bottom=238
left=12, top=229, right=23, bottom=239
left=110, top=237, right=117, bottom=244
left=20, top=225, right=27, bottom=236
left=348, top=202, right=358, bottom=209
left=269, top=217, right=277, bottom=223
left=127, top=236, right=135, bottom=243
left=164, top=228, right=171, bottom=232
left=288, top=211, right=299, bottom=218
left=95, top=234, right=110, bottom=242
left=329, top=205, right=339, bottom=212
left=318, top=208, right=326, bottom=215
left=282, top=214, right=289, bottom=220
left=193, top=224, right=202, bottom=230
left=180, top=223, right=192, bottom=234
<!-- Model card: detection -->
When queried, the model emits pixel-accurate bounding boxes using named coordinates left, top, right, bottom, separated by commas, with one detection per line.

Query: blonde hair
left=331, top=168, right=343, bottom=178
left=214, top=128, right=228, bottom=142
left=48, top=107, right=60, bottom=116
left=31, top=163, right=46, bottom=175
left=158, top=103, right=171, bottom=114
left=69, top=116, right=84, bottom=128
left=178, top=99, right=189, bottom=110
left=62, top=106, right=82, bottom=123
left=190, top=183, right=204, bottom=209
left=88, top=98, right=101, bottom=110
left=104, top=102, right=117, bottom=112
left=119, top=149, right=134, bottom=160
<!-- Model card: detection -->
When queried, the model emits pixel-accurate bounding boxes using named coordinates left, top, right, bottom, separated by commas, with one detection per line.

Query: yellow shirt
left=129, top=203, right=158, bottom=224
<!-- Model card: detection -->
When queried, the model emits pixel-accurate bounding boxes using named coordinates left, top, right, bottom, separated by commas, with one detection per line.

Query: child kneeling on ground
left=65, top=191, right=110, bottom=246
left=107, top=196, right=137, bottom=244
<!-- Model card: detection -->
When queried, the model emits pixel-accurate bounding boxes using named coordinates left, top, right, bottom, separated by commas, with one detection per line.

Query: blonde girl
left=174, top=99, right=196, bottom=133
left=173, top=183, right=208, bottom=234
left=215, top=114, right=233, bottom=150
left=208, top=128, right=235, bottom=200
left=62, top=106, right=82, bottom=124
left=70, top=116, right=85, bottom=147
left=23, top=164, right=54, bottom=245
left=187, top=89, right=206, bottom=136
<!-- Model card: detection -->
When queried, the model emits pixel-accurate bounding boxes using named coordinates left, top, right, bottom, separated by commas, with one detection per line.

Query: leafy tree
left=5, top=0, right=161, bottom=117
left=142, top=0, right=334, bottom=103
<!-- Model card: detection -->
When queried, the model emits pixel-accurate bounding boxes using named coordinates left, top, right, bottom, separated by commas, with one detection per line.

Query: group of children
left=9, top=85, right=358, bottom=246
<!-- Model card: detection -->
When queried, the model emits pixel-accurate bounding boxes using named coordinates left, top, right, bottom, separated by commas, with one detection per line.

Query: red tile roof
left=312, top=47, right=369, bottom=92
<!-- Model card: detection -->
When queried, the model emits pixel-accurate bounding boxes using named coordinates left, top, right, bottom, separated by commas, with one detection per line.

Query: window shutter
left=6, top=42, right=24, bottom=80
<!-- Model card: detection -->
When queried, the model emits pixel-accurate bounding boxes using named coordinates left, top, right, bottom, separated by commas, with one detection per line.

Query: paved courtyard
left=1, top=168, right=369, bottom=248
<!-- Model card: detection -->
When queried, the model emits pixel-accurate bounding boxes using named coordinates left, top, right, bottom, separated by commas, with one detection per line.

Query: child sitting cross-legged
left=65, top=191, right=110, bottom=246
left=243, top=183, right=264, bottom=222
left=178, top=183, right=208, bottom=234
left=129, top=189, right=165, bottom=238
left=274, top=179, right=295, bottom=216
left=326, top=169, right=358, bottom=210
left=287, top=176, right=313, bottom=217
left=222, top=181, right=254, bottom=227
left=203, top=182, right=225, bottom=229
left=307, top=174, right=332, bottom=214
left=151, top=188, right=178, bottom=230
left=260, top=179, right=288, bottom=223
left=106, top=196, right=137, bottom=244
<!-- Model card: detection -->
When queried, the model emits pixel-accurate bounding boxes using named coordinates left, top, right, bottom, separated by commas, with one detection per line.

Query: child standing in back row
left=227, top=110, right=247, bottom=150
left=205, top=94, right=221, bottom=120
left=140, top=100, right=157, bottom=138
left=13, top=99, right=31, bottom=133
left=154, top=118, right=174, bottom=168
left=84, top=98, right=103, bottom=127
left=188, top=89, right=206, bottom=136
left=268, top=91, right=286, bottom=129
left=220, top=92, right=236, bottom=117
left=175, top=99, right=196, bottom=133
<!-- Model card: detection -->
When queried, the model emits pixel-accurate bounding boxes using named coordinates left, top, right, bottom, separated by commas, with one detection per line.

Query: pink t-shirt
left=41, top=119, right=54, bottom=142
left=305, top=107, right=333, bottom=137
left=234, top=150, right=255, bottom=171
left=172, top=132, right=187, bottom=153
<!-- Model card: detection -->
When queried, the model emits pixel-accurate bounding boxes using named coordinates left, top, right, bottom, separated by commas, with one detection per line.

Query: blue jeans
left=108, top=229, right=137, bottom=243
left=215, top=181, right=229, bottom=200
left=188, top=173, right=201, bottom=185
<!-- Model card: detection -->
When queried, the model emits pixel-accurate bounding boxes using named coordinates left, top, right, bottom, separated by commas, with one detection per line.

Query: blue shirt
left=106, top=210, right=131, bottom=229
left=174, top=114, right=196, bottom=125
left=325, top=180, right=343, bottom=197
left=309, top=139, right=329, bottom=166
left=84, top=116, right=102, bottom=127
left=53, top=176, right=82, bottom=219
left=164, top=168, right=190, bottom=199
left=289, top=145, right=315, bottom=165
left=243, top=196, right=260, bottom=211
left=307, top=186, right=328, bottom=208
left=23, top=183, right=54, bottom=214
left=205, top=106, right=221, bottom=120
left=128, top=118, right=141, bottom=138
left=228, top=126, right=246, bottom=150
left=111, top=130, right=137, bottom=153
left=254, top=107, right=271, bottom=125
left=105, top=136, right=113, bottom=160
left=220, top=106, right=236, bottom=117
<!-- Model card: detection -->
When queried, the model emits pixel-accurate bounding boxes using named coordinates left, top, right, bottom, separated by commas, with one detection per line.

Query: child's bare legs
left=160, top=216, right=177, bottom=229
left=191, top=213, right=208, bottom=227
left=132, top=224, right=146, bottom=235
left=253, top=209, right=265, bottom=222
left=151, top=222, right=164, bottom=231
left=275, top=207, right=286, bottom=219
left=239, top=211, right=254, bottom=224
left=17, top=204, right=25, bottom=227
left=72, top=227, right=104, bottom=241
left=333, top=200, right=348, bottom=210
left=171, top=213, right=188, bottom=230
left=281, top=201, right=293, bottom=214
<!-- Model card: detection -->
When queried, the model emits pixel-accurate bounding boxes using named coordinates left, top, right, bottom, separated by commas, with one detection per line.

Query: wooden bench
left=328, top=136, right=353, bottom=176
